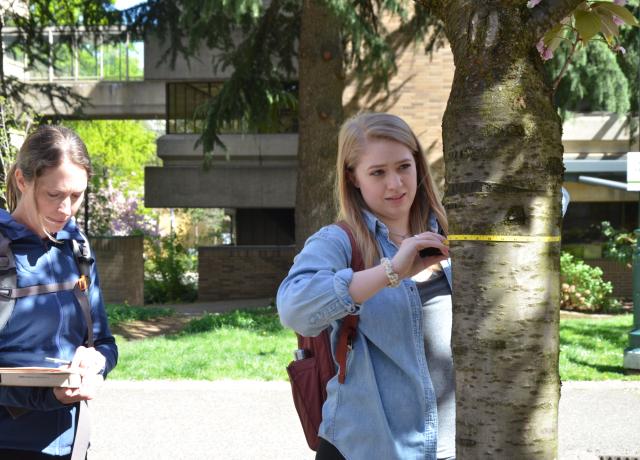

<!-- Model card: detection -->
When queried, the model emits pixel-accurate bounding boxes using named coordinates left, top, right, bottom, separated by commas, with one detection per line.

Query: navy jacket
left=0, top=210, right=118, bottom=456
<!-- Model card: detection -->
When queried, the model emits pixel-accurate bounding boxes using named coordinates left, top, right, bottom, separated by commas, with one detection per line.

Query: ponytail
left=6, top=163, right=19, bottom=212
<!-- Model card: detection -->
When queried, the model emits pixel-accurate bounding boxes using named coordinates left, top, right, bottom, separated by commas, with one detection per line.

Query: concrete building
left=9, top=26, right=637, bottom=300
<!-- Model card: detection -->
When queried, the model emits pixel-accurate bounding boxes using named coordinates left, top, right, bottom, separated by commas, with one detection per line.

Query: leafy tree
left=124, top=0, right=638, bottom=457
left=123, top=0, right=441, bottom=243
left=61, top=119, right=159, bottom=236
left=550, top=39, right=630, bottom=113
left=64, top=119, right=158, bottom=191
left=0, top=0, right=125, bottom=209
left=415, top=0, right=636, bottom=457
left=545, top=0, right=639, bottom=117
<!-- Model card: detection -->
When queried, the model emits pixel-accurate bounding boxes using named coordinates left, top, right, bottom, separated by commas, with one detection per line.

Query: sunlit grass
left=560, top=314, right=639, bottom=381
left=109, top=306, right=296, bottom=381
left=107, top=306, right=640, bottom=381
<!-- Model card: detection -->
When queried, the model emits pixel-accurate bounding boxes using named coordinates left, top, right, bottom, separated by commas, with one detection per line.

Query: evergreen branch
left=413, top=0, right=447, bottom=21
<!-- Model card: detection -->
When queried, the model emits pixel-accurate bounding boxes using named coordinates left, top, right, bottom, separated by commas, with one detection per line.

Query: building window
left=562, top=201, right=639, bottom=243
left=166, top=82, right=298, bottom=134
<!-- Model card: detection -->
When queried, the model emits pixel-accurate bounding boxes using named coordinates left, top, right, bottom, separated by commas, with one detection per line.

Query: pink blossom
left=527, top=0, right=542, bottom=8
left=613, top=15, right=625, bottom=26
left=614, top=0, right=626, bottom=5
left=536, top=39, right=554, bottom=61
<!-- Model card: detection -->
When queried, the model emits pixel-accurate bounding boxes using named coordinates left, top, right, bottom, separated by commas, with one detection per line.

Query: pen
left=45, top=357, right=72, bottom=365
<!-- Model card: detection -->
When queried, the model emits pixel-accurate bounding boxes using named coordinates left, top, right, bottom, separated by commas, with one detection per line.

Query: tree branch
left=527, top=0, right=584, bottom=44
left=413, top=0, right=448, bottom=22
left=552, top=35, right=579, bottom=93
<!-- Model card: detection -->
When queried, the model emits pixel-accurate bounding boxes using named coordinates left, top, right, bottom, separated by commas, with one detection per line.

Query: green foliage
left=144, top=234, right=198, bottom=304
left=63, top=120, right=158, bottom=191
left=182, top=306, right=283, bottom=334
left=601, top=221, right=636, bottom=265
left=172, top=208, right=229, bottom=246
left=544, top=0, right=639, bottom=116
left=110, top=310, right=640, bottom=382
left=1, top=1, right=123, bottom=110
left=560, top=314, right=639, bottom=381
left=106, top=303, right=175, bottom=327
left=549, top=39, right=630, bottom=114
left=124, top=0, right=440, bottom=155
left=560, top=251, right=621, bottom=312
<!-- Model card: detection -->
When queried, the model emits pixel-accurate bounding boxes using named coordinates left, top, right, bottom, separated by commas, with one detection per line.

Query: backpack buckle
left=77, top=275, right=89, bottom=292
left=0, top=288, right=11, bottom=298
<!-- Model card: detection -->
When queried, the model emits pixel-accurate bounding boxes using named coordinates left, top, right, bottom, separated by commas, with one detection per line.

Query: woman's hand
left=391, top=231, right=449, bottom=279
left=68, top=346, right=106, bottom=377
left=53, top=346, right=106, bottom=404
left=53, top=373, right=104, bottom=404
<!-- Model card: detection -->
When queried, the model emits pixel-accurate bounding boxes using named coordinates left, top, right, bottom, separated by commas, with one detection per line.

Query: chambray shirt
left=277, top=210, right=452, bottom=460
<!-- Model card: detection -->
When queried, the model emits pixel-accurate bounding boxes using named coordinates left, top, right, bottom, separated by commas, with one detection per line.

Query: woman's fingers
left=70, top=346, right=106, bottom=375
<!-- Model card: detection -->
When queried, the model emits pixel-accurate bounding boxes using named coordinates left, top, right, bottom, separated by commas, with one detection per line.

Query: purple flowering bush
left=77, top=179, right=158, bottom=237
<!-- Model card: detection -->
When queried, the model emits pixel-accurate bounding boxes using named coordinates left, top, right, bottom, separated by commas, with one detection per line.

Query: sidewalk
left=88, top=380, right=640, bottom=460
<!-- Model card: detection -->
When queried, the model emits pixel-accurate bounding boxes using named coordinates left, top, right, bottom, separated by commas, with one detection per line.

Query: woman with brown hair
left=278, top=113, right=455, bottom=459
left=0, top=125, right=118, bottom=459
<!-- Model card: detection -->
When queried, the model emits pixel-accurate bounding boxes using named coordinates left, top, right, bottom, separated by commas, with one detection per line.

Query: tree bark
left=295, top=0, right=344, bottom=245
left=437, top=3, right=575, bottom=458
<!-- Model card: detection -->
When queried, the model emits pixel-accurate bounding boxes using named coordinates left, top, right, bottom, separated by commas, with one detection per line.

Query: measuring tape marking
left=447, top=234, right=561, bottom=243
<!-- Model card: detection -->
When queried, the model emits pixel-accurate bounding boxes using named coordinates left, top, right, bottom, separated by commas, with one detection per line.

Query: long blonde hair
left=336, top=112, right=448, bottom=268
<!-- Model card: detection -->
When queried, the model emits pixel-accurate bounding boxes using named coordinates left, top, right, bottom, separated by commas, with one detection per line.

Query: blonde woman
left=278, top=113, right=455, bottom=460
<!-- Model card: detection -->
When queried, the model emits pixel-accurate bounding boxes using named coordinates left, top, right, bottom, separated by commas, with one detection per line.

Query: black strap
left=71, top=238, right=94, bottom=348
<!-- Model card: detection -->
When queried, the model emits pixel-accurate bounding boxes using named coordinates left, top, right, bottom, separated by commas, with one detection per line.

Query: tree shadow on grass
left=563, top=356, right=627, bottom=376
left=560, top=321, right=631, bottom=351
left=170, top=305, right=285, bottom=338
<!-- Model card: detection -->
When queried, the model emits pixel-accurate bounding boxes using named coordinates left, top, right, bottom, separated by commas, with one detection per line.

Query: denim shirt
left=277, top=211, right=452, bottom=460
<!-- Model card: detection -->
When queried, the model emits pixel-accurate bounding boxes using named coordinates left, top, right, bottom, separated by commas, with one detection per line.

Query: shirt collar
left=361, top=208, right=440, bottom=236
left=361, top=209, right=391, bottom=238
left=0, top=209, right=82, bottom=242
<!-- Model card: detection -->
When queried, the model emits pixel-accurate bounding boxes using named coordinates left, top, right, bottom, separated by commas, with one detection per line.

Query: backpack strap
left=70, top=233, right=94, bottom=348
left=0, top=231, right=17, bottom=333
left=334, top=221, right=364, bottom=384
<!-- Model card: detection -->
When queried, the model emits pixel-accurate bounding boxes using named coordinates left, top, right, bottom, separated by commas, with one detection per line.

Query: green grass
left=106, top=303, right=175, bottom=327
left=560, top=314, right=639, bottom=381
left=109, top=306, right=296, bottom=381
left=108, top=306, right=640, bottom=381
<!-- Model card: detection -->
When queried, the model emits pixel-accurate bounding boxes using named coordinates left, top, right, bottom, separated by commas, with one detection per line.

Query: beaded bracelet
left=381, top=257, right=400, bottom=288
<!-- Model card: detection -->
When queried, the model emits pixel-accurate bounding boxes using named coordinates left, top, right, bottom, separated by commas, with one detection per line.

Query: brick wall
left=585, top=258, right=632, bottom=299
left=198, top=245, right=296, bottom=301
left=344, top=44, right=455, bottom=188
left=89, top=236, right=144, bottom=306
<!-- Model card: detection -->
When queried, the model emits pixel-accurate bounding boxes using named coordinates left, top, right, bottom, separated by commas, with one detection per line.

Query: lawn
left=106, top=305, right=640, bottom=381
left=560, top=314, right=638, bottom=381
left=108, top=306, right=296, bottom=381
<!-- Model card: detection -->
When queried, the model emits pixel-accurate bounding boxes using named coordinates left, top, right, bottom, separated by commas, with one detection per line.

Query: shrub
left=601, top=221, right=636, bottom=266
left=106, top=303, right=174, bottom=327
left=560, top=251, right=620, bottom=312
left=181, top=306, right=282, bottom=335
left=144, top=234, right=198, bottom=304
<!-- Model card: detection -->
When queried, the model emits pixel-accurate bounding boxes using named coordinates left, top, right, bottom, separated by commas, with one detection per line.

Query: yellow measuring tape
left=447, top=234, right=561, bottom=243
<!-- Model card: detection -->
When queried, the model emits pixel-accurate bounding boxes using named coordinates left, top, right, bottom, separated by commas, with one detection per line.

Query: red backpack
left=286, top=222, right=364, bottom=451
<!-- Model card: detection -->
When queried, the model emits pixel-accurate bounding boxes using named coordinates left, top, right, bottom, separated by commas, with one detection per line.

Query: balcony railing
left=2, top=26, right=144, bottom=83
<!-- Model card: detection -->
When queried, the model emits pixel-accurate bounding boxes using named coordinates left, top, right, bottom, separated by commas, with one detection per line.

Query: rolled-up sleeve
left=277, top=226, right=361, bottom=337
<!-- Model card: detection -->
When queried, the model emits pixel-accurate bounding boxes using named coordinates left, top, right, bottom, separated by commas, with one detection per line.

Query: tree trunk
left=439, top=5, right=566, bottom=458
left=295, top=0, right=344, bottom=245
